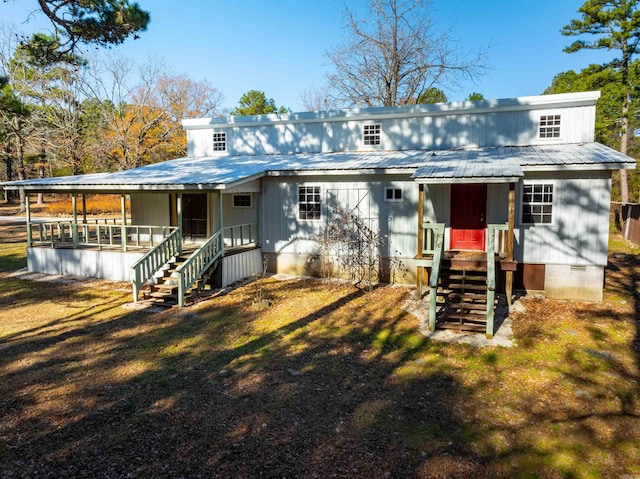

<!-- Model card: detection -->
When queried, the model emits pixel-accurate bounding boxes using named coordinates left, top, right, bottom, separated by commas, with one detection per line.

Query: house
left=3, top=91, right=635, bottom=338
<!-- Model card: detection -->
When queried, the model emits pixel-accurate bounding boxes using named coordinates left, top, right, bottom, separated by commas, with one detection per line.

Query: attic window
left=539, top=115, right=561, bottom=138
left=213, top=132, right=227, bottom=151
left=363, top=124, right=381, bottom=146
left=521, top=183, right=553, bottom=225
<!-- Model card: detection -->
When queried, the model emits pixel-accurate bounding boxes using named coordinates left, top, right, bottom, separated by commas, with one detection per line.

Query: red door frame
left=450, top=183, right=487, bottom=251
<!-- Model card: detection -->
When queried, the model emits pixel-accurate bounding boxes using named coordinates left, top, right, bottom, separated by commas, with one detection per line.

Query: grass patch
left=0, top=234, right=638, bottom=477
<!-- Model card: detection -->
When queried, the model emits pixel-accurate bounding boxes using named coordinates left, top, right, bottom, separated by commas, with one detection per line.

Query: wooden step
left=436, top=322, right=486, bottom=333
left=445, top=283, right=487, bottom=291
left=447, top=274, right=487, bottom=282
left=154, top=282, right=178, bottom=291
left=440, top=312, right=487, bottom=322
left=446, top=292, right=488, bottom=301
left=447, top=302, right=487, bottom=311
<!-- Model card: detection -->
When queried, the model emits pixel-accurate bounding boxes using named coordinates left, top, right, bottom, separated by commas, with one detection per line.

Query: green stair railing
left=427, top=226, right=445, bottom=332
left=131, top=227, right=182, bottom=302
left=176, top=229, right=223, bottom=308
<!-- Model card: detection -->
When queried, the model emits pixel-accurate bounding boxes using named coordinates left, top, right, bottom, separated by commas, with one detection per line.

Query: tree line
left=2, top=0, right=640, bottom=204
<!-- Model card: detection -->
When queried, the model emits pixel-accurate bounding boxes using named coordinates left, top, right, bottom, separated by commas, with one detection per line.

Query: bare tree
left=299, top=85, right=337, bottom=112
left=326, top=0, right=486, bottom=107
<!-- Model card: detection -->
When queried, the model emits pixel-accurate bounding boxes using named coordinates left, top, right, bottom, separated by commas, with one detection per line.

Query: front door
left=450, top=183, right=487, bottom=250
left=182, top=194, right=208, bottom=240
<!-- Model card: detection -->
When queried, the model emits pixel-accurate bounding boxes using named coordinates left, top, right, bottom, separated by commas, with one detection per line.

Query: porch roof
left=411, top=142, right=636, bottom=184
left=3, top=142, right=635, bottom=193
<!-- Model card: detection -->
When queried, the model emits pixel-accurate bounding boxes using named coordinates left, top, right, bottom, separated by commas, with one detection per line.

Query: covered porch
left=19, top=190, right=260, bottom=307
left=412, top=149, right=522, bottom=338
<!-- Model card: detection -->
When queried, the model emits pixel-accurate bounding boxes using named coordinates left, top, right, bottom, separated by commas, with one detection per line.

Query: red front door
left=450, top=183, right=487, bottom=250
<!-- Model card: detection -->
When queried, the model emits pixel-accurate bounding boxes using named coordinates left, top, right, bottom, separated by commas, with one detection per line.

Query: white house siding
left=28, top=247, right=144, bottom=282
left=222, top=249, right=264, bottom=287
left=260, top=175, right=419, bottom=277
left=131, top=193, right=171, bottom=226
left=515, top=171, right=611, bottom=266
left=186, top=104, right=597, bottom=157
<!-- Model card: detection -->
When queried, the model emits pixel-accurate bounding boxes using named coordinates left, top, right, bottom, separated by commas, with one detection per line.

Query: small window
left=521, top=183, right=553, bottom=225
left=539, top=115, right=561, bottom=139
left=385, top=187, right=403, bottom=202
left=232, top=194, right=252, bottom=208
left=213, top=132, right=227, bottom=151
left=363, top=124, right=381, bottom=146
left=299, top=186, right=321, bottom=220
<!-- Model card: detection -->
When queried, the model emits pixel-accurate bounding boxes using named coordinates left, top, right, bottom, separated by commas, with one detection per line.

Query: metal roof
left=3, top=142, right=635, bottom=192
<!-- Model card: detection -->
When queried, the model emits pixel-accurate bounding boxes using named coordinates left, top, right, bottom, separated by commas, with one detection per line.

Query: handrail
left=31, top=221, right=177, bottom=250
left=485, top=225, right=498, bottom=339
left=176, top=229, right=223, bottom=308
left=130, top=228, right=182, bottom=302
left=427, top=228, right=445, bottom=332
left=223, top=222, right=259, bottom=248
left=421, top=223, right=445, bottom=256
left=486, top=223, right=509, bottom=257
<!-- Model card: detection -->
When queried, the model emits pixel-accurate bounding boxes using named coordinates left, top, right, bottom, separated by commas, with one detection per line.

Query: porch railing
left=223, top=222, right=259, bottom=249
left=177, top=228, right=223, bottom=308
left=427, top=226, right=445, bottom=332
left=487, top=223, right=509, bottom=257
left=31, top=220, right=177, bottom=251
left=131, top=227, right=182, bottom=302
left=422, top=223, right=445, bottom=256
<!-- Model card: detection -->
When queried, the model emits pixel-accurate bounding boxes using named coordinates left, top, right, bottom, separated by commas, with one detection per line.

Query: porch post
left=506, top=183, right=516, bottom=306
left=176, top=193, right=183, bottom=254
left=121, top=194, right=127, bottom=251
left=219, top=190, right=224, bottom=257
left=25, top=194, right=32, bottom=247
left=416, top=184, right=424, bottom=300
left=82, top=194, right=87, bottom=224
left=72, top=194, right=78, bottom=248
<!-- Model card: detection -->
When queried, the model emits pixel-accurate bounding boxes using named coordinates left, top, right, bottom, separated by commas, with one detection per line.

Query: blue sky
left=2, top=1, right=613, bottom=112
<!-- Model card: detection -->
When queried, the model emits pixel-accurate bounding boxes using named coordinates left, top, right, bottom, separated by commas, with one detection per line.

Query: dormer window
left=539, top=115, right=561, bottom=139
left=363, top=124, right=381, bottom=146
left=213, top=132, right=227, bottom=151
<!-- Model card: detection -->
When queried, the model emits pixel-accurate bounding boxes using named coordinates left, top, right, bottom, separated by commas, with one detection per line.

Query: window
left=539, top=115, right=561, bottom=139
left=363, top=124, right=381, bottom=146
left=521, top=183, right=553, bottom=225
left=299, top=186, right=321, bottom=220
left=384, top=187, right=403, bottom=202
left=213, top=132, right=227, bottom=151
left=232, top=194, right=252, bottom=208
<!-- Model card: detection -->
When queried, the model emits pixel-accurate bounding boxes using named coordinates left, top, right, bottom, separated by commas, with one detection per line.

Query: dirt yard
left=0, top=215, right=638, bottom=478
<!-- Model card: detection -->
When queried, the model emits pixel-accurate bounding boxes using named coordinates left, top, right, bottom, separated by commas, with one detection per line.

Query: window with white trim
left=232, top=194, right=253, bottom=208
left=384, top=187, right=403, bottom=202
left=213, top=132, right=227, bottom=151
left=363, top=124, right=381, bottom=146
left=521, top=183, right=553, bottom=225
left=299, top=186, right=321, bottom=220
left=539, top=115, right=561, bottom=139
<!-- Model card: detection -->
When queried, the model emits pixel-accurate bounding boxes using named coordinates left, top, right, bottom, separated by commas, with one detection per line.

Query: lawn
left=0, top=223, right=639, bottom=478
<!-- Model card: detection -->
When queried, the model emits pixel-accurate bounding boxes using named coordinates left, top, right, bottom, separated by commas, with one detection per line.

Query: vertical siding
left=261, top=175, right=418, bottom=260
left=516, top=171, right=611, bottom=266
left=130, top=193, right=171, bottom=226
left=187, top=103, right=598, bottom=156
